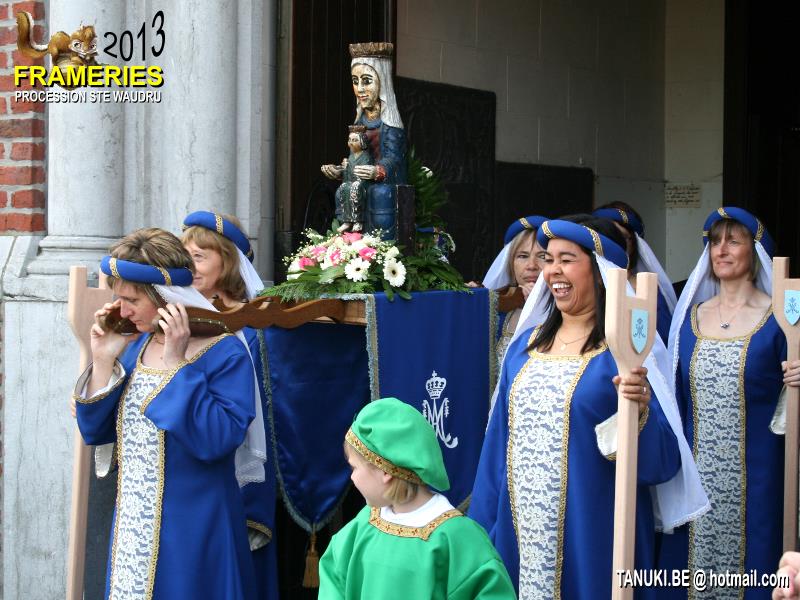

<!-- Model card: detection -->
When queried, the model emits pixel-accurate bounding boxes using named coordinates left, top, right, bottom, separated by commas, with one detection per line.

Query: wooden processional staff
left=773, top=257, right=800, bottom=552
left=65, top=266, right=114, bottom=600
left=605, top=268, right=658, bottom=600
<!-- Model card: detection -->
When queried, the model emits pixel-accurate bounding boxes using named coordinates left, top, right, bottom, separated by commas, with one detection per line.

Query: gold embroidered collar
left=368, top=506, right=462, bottom=541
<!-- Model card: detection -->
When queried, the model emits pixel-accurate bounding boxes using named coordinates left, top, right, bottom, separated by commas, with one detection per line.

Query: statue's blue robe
left=657, top=307, right=786, bottom=599
left=356, top=115, right=407, bottom=239
left=470, top=328, right=681, bottom=599
left=76, top=333, right=257, bottom=600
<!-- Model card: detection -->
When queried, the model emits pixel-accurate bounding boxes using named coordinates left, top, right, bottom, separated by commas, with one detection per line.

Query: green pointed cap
left=346, top=397, right=450, bottom=491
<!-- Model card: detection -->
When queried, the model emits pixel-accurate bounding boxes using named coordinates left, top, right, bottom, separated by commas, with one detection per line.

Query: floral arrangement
left=262, top=223, right=466, bottom=301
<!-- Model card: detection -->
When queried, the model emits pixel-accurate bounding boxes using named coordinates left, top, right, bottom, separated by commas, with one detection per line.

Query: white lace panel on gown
left=109, top=368, right=167, bottom=600
left=509, top=354, right=583, bottom=599
left=688, top=337, right=746, bottom=598
left=495, top=333, right=512, bottom=378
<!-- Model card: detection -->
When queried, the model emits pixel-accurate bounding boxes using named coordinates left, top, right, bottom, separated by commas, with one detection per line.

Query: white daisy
left=344, top=257, right=370, bottom=282
left=287, top=258, right=301, bottom=280
left=383, top=259, right=406, bottom=287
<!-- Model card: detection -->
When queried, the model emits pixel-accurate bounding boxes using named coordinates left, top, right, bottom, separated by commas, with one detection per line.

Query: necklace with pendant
left=718, top=300, right=746, bottom=329
left=556, top=330, right=590, bottom=351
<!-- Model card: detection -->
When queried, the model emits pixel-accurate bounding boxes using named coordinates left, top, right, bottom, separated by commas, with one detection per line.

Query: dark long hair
left=596, top=201, right=642, bottom=270
left=530, top=214, right=627, bottom=354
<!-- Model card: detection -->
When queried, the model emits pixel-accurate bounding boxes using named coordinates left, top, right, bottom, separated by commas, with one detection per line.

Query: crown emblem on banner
left=349, top=42, right=394, bottom=59
left=426, top=371, right=447, bottom=400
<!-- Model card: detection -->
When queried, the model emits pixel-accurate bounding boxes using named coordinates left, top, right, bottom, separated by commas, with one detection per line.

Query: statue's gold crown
left=348, top=125, right=367, bottom=133
left=349, top=42, right=394, bottom=59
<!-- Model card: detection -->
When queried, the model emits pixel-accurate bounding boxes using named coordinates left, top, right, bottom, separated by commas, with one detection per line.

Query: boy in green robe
left=319, top=397, right=516, bottom=600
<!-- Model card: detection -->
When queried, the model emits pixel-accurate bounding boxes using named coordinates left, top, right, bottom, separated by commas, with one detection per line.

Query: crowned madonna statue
left=321, top=42, right=408, bottom=241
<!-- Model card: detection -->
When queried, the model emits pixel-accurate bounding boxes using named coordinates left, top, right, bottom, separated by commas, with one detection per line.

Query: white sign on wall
left=665, top=183, right=702, bottom=208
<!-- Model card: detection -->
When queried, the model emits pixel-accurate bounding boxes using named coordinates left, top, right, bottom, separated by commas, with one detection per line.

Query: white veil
left=494, top=251, right=710, bottom=531
left=236, top=247, right=265, bottom=300
left=635, top=234, right=677, bottom=312
left=667, top=240, right=773, bottom=384
left=482, top=243, right=513, bottom=290
left=351, top=56, right=404, bottom=129
left=154, top=284, right=267, bottom=486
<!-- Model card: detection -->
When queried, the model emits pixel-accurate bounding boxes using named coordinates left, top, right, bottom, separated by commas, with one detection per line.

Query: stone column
left=1, top=0, right=277, bottom=596
left=124, top=0, right=275, bottom=279
left=25, top=0, right=125, bottom=283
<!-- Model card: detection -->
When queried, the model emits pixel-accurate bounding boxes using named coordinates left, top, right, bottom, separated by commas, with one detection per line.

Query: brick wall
left=1, top=0, right=47, bottom=234
left=0, top=1, right=48, bottom=593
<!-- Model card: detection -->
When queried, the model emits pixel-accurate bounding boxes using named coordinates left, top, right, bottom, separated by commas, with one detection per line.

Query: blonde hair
left=344, top=442, right=420, bottom=505
left=181, top=213, right=248, bottom=301
left=505, top=228, right=536, bottom=284
left=383, top=477, right=419, bottom=505
left=106, top=227, right=194, bottom=305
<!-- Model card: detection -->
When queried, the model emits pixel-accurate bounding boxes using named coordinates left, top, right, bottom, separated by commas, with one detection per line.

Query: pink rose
left=329, top=250, right=343, bottom=265
left=358, top=247, right=377, bottom=261
left=342, top=232, right=363, bottom=243
left=310, top=245, right=326, bottom=258
left=298, top=257, right=315, bottom=269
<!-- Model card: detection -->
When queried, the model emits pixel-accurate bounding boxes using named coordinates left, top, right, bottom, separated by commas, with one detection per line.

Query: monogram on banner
left=422, top=371, right=459, bottom=449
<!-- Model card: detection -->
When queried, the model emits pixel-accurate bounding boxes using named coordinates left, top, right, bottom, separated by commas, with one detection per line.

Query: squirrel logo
left=16, top=11, right=98, bottom=68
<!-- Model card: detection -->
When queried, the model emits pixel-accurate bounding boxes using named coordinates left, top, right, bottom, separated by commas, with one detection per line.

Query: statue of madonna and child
left=321, top=42, right=407, bottom=240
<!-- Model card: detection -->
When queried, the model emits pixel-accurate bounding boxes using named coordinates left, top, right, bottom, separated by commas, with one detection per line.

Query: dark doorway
left=275, top=4, right=395, bottom=598
left=724, top=0, right=800, bottom=268
left=283, top=0, right=396, bottom=242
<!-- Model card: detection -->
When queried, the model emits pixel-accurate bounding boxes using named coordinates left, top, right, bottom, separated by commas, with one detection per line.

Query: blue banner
left=367, top=288, right=494, bottom=508
left=264, top=290, right=495, bottom=530
left=264, top=322, right=370, bottom=531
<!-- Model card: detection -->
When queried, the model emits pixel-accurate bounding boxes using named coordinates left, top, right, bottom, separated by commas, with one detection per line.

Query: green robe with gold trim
left=319, top=504, right=516, bottom=600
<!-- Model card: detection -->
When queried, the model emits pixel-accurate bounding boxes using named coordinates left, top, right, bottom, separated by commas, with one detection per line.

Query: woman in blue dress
left=659, top=207, right=799, bottom=599
left=181, top=211, right=279, bottom=600
left=74, top=228, right=264, bottom=599
left=470, top=215, right=708, bottom=599
left=593, top=201, right=677, bottom=343
left=482, top=215, right=548, bottom=379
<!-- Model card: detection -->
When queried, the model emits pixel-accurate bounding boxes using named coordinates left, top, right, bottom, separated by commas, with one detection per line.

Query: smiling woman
left=657, top=207, right=796, bottom=598
left=531, top=216, right=627, bottom=356
left=180, top=210, right=279, bottom=600
left=469, top=215, right=706, bottom=599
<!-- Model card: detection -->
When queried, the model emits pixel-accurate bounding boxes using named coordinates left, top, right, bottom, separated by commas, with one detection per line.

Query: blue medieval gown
left=242, top=327, right=280, bottom=600
left=470, top=327, right=682, bottom=599
left=657, top=305, right=786, bottom=599
left=75, top=333, right=257, bottom=600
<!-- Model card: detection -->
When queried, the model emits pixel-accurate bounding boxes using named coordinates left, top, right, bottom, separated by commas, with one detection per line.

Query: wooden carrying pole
left=772, top=257, right=800, bottom=552
left=605, top=269, right=657, bottom=600
left=65, top=266, right=113, bottom=600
